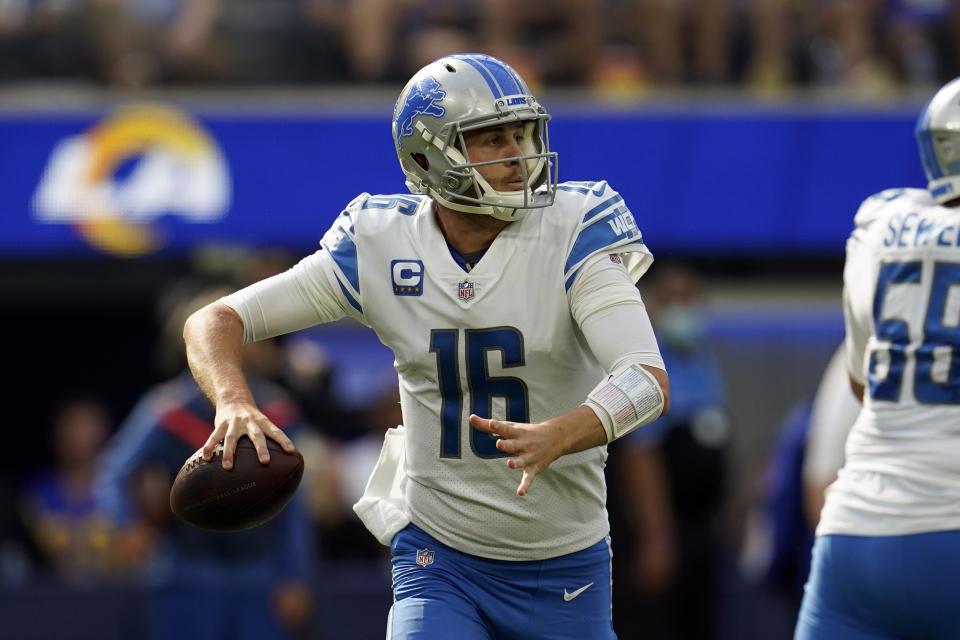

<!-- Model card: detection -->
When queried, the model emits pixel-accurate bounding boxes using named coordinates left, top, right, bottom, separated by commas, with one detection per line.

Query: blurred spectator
left=212, top=0, right=348, bottom=84
left=801, top=343, right=859, bottom=529
left=2, top=0, right=959, bottom=91
left=737, top=398, right=814, bottom=621
left=19, top=396, right=116, bottom=585
left=885, top=0, right=955, bottom=85
left=603, top=0, right=732, bottom=87
left=479, top=0, right=604, bottom=87
left=591, top=0, right=799, bottom=95
left=737, top=343, right=860, bottom=624
left=0, top=0, right=96, bottom=81
left=84, top=0, right=226, bottom=87
left=340, top=0, right=409, bottom=82
left=743, top=0, right=793, bottom=92
left=0, top=479, right=37, bottom=587
left=334, top=0, right=478, bottom=83
left=94, top=281, right=316, bottom=640
left=291, top=0, right=350, bottom=83
left=291, top=325, right=401, bottom=562
left=807, top=0, right=895, bottom=94
left=335, top=0, right=604, bottom=86
left=609, top=262, right=731, bottom=640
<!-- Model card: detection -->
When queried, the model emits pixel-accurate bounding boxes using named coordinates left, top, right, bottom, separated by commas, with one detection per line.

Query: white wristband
left=584, top=364, right=664, bottom=442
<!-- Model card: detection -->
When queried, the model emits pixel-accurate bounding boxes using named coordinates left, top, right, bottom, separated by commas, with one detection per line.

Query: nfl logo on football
left=416, top=548, right=435, bottom=567
left=458, top=281, right=475, bottom=301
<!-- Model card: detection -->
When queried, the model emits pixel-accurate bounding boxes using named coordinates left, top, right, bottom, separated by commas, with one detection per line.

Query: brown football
left=169, top=436, right=304, bottom=532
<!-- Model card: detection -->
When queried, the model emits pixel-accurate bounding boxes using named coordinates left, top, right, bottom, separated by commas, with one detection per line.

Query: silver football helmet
left=392, top=53, right=558, bottom=221
left=916, top=76, right=960, bottom=204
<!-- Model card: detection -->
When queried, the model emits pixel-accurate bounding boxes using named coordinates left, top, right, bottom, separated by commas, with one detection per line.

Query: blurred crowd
left=0, top=0, right=958, bottom=94
left=0, top=252, right=396, bottom=638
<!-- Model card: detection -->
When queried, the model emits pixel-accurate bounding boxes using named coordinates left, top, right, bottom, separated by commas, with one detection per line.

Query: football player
left=183, top=53, right=670, bottom=639
left=794, top=77, right=960, bottom=639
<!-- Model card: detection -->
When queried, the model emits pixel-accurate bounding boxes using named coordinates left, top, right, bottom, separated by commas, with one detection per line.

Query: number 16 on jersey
left=430, top=327, right=530, bottom=458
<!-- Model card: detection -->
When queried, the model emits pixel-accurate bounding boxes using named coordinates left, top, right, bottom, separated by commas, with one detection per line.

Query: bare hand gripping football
left=169, top=436, right=304, bottom=532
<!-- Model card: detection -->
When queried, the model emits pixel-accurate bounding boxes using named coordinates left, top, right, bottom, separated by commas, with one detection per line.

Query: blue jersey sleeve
left=561, top=181, right=650, bottom=290
left=318, top=192, right=426, bottom=315
left=319, top=193, right=367, bottom=314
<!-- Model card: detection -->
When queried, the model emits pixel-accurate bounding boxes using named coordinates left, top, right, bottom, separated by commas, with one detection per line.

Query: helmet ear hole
left=412, top=153, right=429, bottom=170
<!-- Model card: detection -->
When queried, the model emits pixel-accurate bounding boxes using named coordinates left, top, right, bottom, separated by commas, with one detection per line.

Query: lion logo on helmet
left=395, top=76, right=446, bottom=140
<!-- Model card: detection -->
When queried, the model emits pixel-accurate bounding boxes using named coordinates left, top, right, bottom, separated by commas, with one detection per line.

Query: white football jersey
left=309, top=181, right=652, bottom=560
left=819, top=187, right=960, bottom=537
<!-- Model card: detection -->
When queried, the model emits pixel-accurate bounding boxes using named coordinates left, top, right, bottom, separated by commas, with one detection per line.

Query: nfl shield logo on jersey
left=458, top=281, right=474, bottom=301
left=416, top=548, right=435, bottom=567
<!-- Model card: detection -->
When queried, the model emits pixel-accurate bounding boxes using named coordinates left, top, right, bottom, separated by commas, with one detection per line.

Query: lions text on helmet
left=392, top=53, right=558, bottom=222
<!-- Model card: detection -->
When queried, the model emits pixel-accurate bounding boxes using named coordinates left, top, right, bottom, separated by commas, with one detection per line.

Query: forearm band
left=584, top=364, right=664, bottom=442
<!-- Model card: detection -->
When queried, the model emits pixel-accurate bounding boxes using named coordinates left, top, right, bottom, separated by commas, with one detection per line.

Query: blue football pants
left=795, top=531, right=960, bottom=640
left=388, top=524, right=617, bottom=640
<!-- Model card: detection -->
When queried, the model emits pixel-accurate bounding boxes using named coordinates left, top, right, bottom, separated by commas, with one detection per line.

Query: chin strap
left=431, top=188, right=524, bottom=221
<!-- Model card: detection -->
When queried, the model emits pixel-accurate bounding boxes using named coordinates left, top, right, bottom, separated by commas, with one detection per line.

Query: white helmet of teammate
left=916, top=76, right=960, bottom=204
left=392, top=53, right=558, bottom=221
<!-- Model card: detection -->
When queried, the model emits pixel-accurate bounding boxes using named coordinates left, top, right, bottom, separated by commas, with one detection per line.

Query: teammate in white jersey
left=183, top=53, right=669, bottom=639
left=794, top=77, right=960, bottom=640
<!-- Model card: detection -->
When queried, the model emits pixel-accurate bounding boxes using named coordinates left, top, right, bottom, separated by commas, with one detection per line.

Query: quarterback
left=794, top=77, right=960, bottom=639
left=183, top=53, right=669, bottom=639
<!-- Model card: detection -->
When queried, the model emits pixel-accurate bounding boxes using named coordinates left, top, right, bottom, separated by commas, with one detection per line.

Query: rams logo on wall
left=32, top=103, right=231, bottom=256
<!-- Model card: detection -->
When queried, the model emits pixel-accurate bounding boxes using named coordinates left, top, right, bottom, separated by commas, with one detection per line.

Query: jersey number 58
left=871, top=260, right=960, bottom=403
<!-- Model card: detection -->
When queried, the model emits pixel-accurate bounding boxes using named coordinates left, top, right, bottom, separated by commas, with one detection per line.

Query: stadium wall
left=0, top=94, right=927, bottom=258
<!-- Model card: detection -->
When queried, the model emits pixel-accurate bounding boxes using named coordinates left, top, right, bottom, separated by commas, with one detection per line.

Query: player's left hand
left=469, top=414, right=566, bottom=496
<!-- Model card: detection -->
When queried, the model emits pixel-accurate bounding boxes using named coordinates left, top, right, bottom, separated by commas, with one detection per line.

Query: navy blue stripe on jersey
left=582, top=194, right=624, bottom=224
left=564, top=210, right=644, bottom=290
left=321, top=226, right=362, bottom=312
left=337, top=277, right=362, bottom=313
left=452, top=54, right=522, bottom=98
left=324, top=231, right=360, bottom=292
left=915, top=98, right=943, bottom=180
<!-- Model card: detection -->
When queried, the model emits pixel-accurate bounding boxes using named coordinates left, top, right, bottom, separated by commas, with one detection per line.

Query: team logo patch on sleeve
left=609, top=254, right=622, bottom=264
left=392, top=259, right=424, bottom=296
left=416, top=548, right=435, bottom=567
